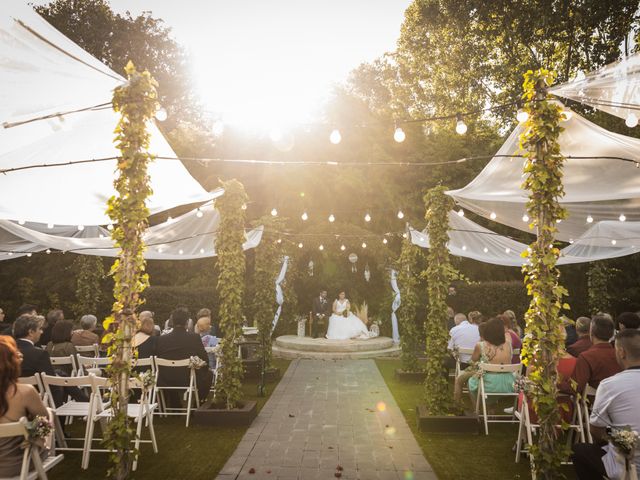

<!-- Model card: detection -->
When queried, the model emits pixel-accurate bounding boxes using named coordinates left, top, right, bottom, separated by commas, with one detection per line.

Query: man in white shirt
left=571, top=328, right=640, bottom=479
left=448, top=312, right=481, bottom=367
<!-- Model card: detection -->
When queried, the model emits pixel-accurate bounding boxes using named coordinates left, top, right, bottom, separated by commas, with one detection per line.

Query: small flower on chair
left=188, top=356, right=207, bottom=370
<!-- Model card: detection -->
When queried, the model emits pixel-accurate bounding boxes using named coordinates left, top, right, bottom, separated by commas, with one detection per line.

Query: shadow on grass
left=48, top=358, right=291, bottom=480
left=375, top=358, right=577, bottom=480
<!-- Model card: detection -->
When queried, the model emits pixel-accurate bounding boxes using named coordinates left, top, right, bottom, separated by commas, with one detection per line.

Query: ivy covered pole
left=520, top=69, right=569, bottom=479
left=105, top=61, right=158, bottom=479
left=73, top=255, right=104, bottom=318
left=252, top=215, right=286, bottom=370
left=216, top=179, right=248, bottom=409
left=396, top=238, right=423, bottom=373
left=422, top=186, right=454, bottom=414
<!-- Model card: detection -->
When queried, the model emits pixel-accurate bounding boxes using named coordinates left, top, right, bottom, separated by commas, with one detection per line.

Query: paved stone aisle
left=216, top=359, right=437, bottom=480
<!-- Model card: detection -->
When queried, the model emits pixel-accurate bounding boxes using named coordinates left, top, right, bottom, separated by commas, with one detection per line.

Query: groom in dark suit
left=311, top=290, right=330, bottom=338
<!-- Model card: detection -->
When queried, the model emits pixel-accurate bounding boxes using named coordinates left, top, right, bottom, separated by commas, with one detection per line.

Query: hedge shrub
left=141, top=286, right=217, bottom=325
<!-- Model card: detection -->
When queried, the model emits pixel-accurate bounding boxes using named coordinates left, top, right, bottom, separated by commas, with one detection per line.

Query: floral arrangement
left=137, top=370, right=156, bottom=391
left=188, top=356, right=207, bottom=370
left=514, top=376, right=534, bottom=395
left=342, top=310, right=349, bottom=318
left=609, top=426, right=639, bottom=479
left=22, top=415, right=53, bottom=448
left=449, top=346, right=460, bottom=363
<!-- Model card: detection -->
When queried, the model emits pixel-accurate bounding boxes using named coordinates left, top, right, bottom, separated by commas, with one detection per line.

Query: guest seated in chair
left=0, top=336, right=50, bottom=478
left=71, top=314, right=100, bottom=348
left=45, top=320, right=78, bottom=376
left=133, top=311, right=157, bottom=360
left=567, top=317, right=592, bottom=357
left=155, top=307, right=213, bottom=406
left=195, top=316, right=218, bottom=370
left=446, top=312, right=480, bottom=371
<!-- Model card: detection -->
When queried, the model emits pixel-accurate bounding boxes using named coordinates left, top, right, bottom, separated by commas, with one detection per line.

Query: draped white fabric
left=390, top=270, right=401, bottom=344
left=0, top=4, right=213, bottom=225
left=550, top=53, right=640, bottom=122
left=410, top=211, right=640, bottom=267
left=448, top=111, right=640, bottom=242
left=0, top=192, right=264, bottom=261
left=271, top=256, right=290, bottom=332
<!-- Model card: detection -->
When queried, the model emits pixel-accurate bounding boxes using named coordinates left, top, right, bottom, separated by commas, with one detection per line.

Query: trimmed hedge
left=448, top=281, right=529, bottom=326
left=141, top=286, right=217, bottom=325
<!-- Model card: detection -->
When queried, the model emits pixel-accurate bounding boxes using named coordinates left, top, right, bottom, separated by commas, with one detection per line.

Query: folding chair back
left=153, top=357, right=199, bottom=427
left=454, top=347, right=475, bottom=377
left=75, top=344, right=99, bottom=357
left=475, top=362, right=521, bottom=435
left=579, top=384, right=598, bottom=443
left=76, top=355, right=111, bottom=376
left=18, top=374, right=45, bottom=399
left=50, top=355, right=77, bottom=377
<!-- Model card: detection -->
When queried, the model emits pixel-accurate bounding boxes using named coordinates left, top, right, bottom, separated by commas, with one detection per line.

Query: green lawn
left=49, top=358, right=291, bottom=480
left=375, top=359, right=577, bottom=480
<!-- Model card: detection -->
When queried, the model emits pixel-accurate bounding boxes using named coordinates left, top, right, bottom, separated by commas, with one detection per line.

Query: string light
left=522, top=214, right=529, bottom=222
left=178, top=249, right=184, bottom=255
left=462, top=245, right=467, bottom=251
left=277, top=238, right=282, bottom=244
left=155, top=107, right=167, bottom=122
left=107, top=223, right=114, bottom=230
left=329, top=129, right=342, bottom=144
left=457, top=209, right=464, bottom=217
left=301, top=212, right=308, bottom=221
left=561, top=109, right=573, bottom=122
left=166, top=216, right=174, bottom=224
left=505, top=247, right=511, bottom=254
left=200, top=248, right=205, bottom=254
left=298, top=242, right=304, bottom=248
left=241, top=204, right=247, bottom=210
left=402, top=232, right=408, bottom=239
left=490, top=212, right=497, bottom=220
left=483, top=247, right=488, bottom=253
left=397, top=210, right=404, bottom=219
left=611, top=239, right=617, bottom=245
left=26, top=253, right=32, bottom=257
left=196, top=208, right=204, bottom=218
left=18, top=219, right=25, bottom=225
left=319, top=244, right=325, bottom=251
left=45, top=249, right=51, bottom=254
left=340, top=244, right=346, bottom=251
left=382, top=238, right=388, bottom=244
left=269, top=127, right=283, bottom=142
left=47, top=223, right=54, bottom=229
left=364, top=213, right=371, bottom=222
left=455, top=113, right=467, bottom=135
left=77, top=225, right=84, bottom=231
left=625, top=113, right=638, bottom=128
left=328, top=214, right=335, bottom=223
left=619, top=214, right=627, bottom=222
left=516, top=108, right=529, bottom=123
left=361, top=242, right=367, bottom=249
left=586, top=215, right=594, bottom=223
left=271, top=208, right=278, bottom=217
left=393, top=127, right=406, bottom=143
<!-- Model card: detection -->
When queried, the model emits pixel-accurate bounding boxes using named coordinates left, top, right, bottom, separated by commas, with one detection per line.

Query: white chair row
left=0, top=408, right=64, bottom=480
left=474, top=362, right=522, bottom=435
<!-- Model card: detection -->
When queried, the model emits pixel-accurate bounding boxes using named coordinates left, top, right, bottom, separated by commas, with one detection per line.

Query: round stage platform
left=272, top=335, right=401, bottom=359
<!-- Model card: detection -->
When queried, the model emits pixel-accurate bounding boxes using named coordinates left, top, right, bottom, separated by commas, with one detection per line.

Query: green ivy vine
left=104, top=61, right=158, bottom=479
left=422, top=186, right=454, bottom=415
left=396, top=238, right=424, bottom=373
left=216, top=179, right=249, bottom=409
left=72, top=255, right=105, bottom=319
left=587, top=261, right=617, bottom=314
left=519, top=68, right=570, bottom=479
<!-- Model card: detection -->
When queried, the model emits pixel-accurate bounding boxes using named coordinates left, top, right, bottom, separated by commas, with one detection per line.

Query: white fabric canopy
left=550, top=53, right=640, bottom=122
left=0, top=4, right=212, bottom=225
left=0, top=192, right=264, bottom=261
left=448, top=111, right=640, bottom=242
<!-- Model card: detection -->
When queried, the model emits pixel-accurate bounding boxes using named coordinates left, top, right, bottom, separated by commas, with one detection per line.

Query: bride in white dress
left=326, top=291, right=370, bottom=340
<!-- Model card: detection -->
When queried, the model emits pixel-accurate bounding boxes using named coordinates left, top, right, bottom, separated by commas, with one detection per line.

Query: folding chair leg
left=515, top=405, right=525, bottom=463
left=186, top=386, right=193, bottom=427
left=81, top=396, right=97, bottom=470
left=148, top=413, right=158, bottom=454
left=132, top=411, right=144, bottom=472
left=480, top=381, right=489, bottom=435
left=20, top=447, right=31, bottom=480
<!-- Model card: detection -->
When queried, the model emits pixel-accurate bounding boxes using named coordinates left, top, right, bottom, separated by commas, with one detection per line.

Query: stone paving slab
left=216, top=359, right=437, bottom=480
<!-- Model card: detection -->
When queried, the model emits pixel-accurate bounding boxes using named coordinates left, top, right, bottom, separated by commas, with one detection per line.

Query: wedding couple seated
left=312, top=290, right=371, bottom=340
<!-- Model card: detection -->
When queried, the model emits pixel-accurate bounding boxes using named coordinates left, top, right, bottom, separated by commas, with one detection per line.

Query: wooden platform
left=272, top=335, right=401, bottom=359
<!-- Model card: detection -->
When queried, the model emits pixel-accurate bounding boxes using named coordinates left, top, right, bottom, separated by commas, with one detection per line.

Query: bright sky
left=55, top=0, right=412, bottom=128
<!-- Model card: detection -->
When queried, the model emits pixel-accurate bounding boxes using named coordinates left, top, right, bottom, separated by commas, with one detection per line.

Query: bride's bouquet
left=342, top=310, right=349, bottom=318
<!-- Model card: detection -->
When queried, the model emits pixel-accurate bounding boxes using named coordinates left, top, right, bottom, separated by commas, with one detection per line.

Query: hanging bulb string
left=2, top=101, right=114, bottom=129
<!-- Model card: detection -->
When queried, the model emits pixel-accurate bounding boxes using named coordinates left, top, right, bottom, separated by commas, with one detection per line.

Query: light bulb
left=619, top=214, right=626, bottom=222
left=212, top=120, right=225, bottom=136
left=26, top=253, right=32, bottom=257
left=196, top=208, right=204, bottom=218
left=457, top=209, right=464, bottom=217
left=47, top=223, right=54, bottom=229
left=271, top=208, right=278, bottom=217
left=18, top=219, right=25, bottom=225
left=505, top=248, right=511, bottom=254
left=611, top=239, right=617, bottom=245
left=269, top=127, right=283, bottom=142
left=77, top=225, right=84, bottom=231
left=556, top=219, right=562, bottom=223
left=561, top=109, right=573, bottom=122
left=46, top=249, right=51, bottom=254
left=329, top=129, right=342, bottom=144
left=455, top=114, right=467, bottom=134
left=364, top=213, right=371, bottom=222
left=490, top=212, right=497, bottom=220
left=625, top=113, right=638, bottom=128
left=301, top=212, right=308, bottom=221
left=397, top=210, right=404, bottom=219
left=522, top=214, right=529, bottom=222
left=516, top=108, right=529, bottom=123
left=277, top=238, right=282, bottom=244
left=328, top=214, right=335, bottom=223
left=586, top=215, right=593, bottom=223
left=361, top=242, right=367, bottom=249
left=155, top=107, right=167, bottom=122
left=7, top=252, right=12, bottom=256
left=179, top=249, right=184, bottom=255
left=241, top=204, right=247, bottom=210
left=483, top=247, right=488, bottom=253
left=462, top=245, right=467, bottom=251
left=200, top=248, right=205, bottom=254
left=298, top=242, right=304, bottom=249
left=393, top=127, right=406, bottom=143
left=402, top=232, right=408, bottom=239
left=157, top=247, right=163, bottom=253
left=382, top=238, right=388, bottom=244
left=107, top=223, right=114, bottom=231
left=166, top=216, right=173, bottom=224
left=340, top=245, right=346, bottom=251
left=319, top=244, right=324, bottom=251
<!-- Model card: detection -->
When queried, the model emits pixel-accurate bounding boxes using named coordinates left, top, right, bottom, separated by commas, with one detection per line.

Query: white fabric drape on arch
left=271, top=256, right=290, bottom=333
left=390, top=270, right=401, bottom=344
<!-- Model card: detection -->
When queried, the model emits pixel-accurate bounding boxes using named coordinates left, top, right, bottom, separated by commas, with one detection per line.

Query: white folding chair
left=579, top=384, right=598, bottom=443
left=74, top=344, right=99, bottom=358
left=49, top=356, right=77, bottom=377
left=76, top=355, right=111, bottom=377
left=93, top=377, right=159, bottom=471
left=0, top=408, right=64, bottom=480
left=208, top=349, right=223, bottom=400
left=18, top=374, right=46, bottom=402
left=454, top=347, right=476, bottom=377
left=475, top=362, right=522, bottom=435
left=153, top=357, right=199, bottom=427
left=515, top=393, right=585, bottom=464
left=40, top=374, right=107, bottom=469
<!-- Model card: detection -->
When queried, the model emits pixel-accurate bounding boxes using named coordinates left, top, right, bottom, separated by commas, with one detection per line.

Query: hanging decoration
left=307, top=260, right=314, bottom=277
left=390, top=270, right=401, bottom=345
left=271, top=256, right=290, bottom=332
left=364, top=263, right=371, bottom=282
left=348, top=253, right=358, bottom=272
